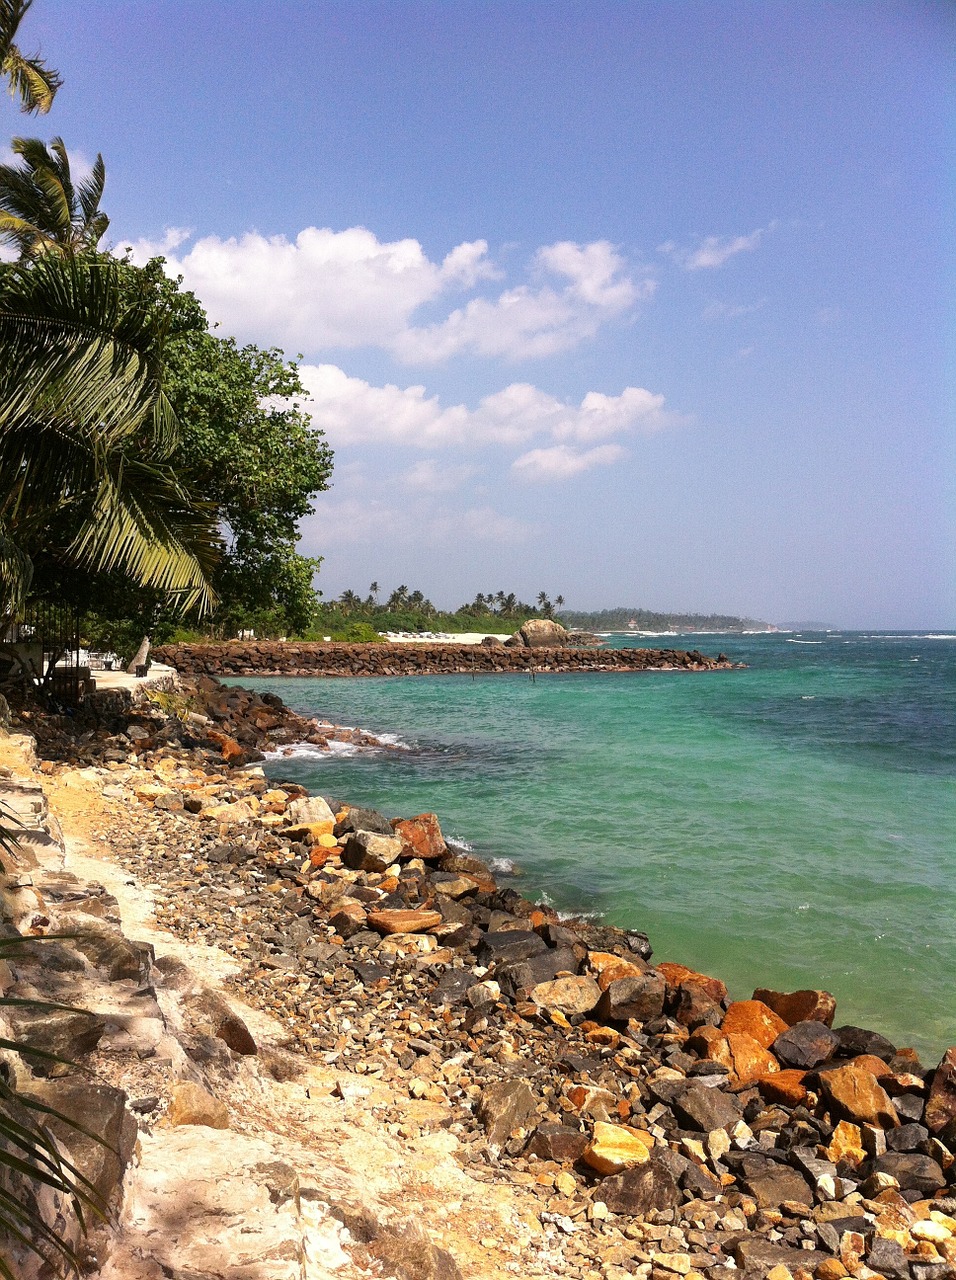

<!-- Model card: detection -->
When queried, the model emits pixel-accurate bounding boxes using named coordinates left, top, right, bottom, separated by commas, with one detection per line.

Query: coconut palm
left=0, top=0, right=61, bottom=115
left=0, top=136, right=108, bottom=258
left=0, top=252, right=219, bottom=622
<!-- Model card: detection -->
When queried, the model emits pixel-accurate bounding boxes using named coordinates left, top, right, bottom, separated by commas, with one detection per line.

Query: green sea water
left=231, top=631, right=956, bottom=1061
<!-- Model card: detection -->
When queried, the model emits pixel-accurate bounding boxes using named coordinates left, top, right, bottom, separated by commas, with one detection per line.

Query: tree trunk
left=126, top=636, right=150, bottom=675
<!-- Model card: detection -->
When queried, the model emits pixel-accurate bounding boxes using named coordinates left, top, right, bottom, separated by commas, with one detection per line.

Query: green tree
left=0, top=252, right=218, bottom=621
left=0, top=0, right=60, bottom=115
left=108, top=257, right=333, bottom=636
left=0, top=135, right=108, bottom=257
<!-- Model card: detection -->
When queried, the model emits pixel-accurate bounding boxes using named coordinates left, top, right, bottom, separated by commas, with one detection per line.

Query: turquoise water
left=232, top=632, right=956, bottom=1061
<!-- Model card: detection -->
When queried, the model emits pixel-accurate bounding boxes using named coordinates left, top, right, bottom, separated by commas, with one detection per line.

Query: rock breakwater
left=153, top=640, right=738, bottom=679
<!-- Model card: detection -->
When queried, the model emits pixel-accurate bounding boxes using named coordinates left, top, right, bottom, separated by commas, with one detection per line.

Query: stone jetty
left=153, top=639, right=738, bottom=679
left=1, top=679, right=954, bottom=1279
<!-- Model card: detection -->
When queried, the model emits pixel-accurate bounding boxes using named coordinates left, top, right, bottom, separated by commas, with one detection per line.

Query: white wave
left=446, top=836, right=475, bottom=852
left=488, top=856, right=518, bottom=875
left=924, top=634, right=956, bottom=640
left=787, top=639, right=823, bottom=645
left=264, top=731, right=408, bottom=761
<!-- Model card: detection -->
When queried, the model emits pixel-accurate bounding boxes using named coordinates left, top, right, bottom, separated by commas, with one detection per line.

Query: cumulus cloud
left=511, top=443, right=627, bottom=482
left=123, top=226, right=647, bottom=363
left=400, top=459, right=479, bottom=492
left=297, top=364, right=673, bottom=454
left=660, top=224, right=775, bottom=271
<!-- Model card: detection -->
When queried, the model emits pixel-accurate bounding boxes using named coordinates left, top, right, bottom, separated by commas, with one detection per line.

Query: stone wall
left=153, top=641, right=735, bottom=679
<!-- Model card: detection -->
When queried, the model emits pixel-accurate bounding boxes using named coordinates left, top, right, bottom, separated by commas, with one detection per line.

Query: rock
left=731, top=1238, right=823, bottom=1274
left=167, top=1080, right=230, bottom=1129
left=865, top=1237, right=911, bottom=1280
left=341, top=830, right=403, bottom=872
left=817, top=1062, right=900, bottom=1128
left=925, top=1046, right=956, bottom=1138
left=476, top=1079, right=537, bottom=1152
left=531, top=975, right=601, bottom=1018
left=333, top=805, right=394, bottom=837
left=597, top=1155, right=682, bottom=1215
left=870, top=1152, right=946, bottom=1196
left=721, top=999, right=789, bottom=1048
left=702, top=1031, right=780, bottom=1087
left=772, top=1020, right=841, bottom=1069
left=61, top=918, right=154, bottom=983
left=595, top=971, right=666, bottom=1022
left=329, top=899, right=369, bottom=938
left=513, top=619, right=569, bottom=647
left=826, top=1120, right=867, bottom=1167
left=833, top=1025, right=896, bottom=1062
left=671, top=1082, right=744, bottom=1132
left=8, top=1007, right=106, bottom=1072
left=391, top=813, right=447, bottom=861
left=757, top=1069, right=810, bottom=1108
left=22, top=1078, right=137, bottom=1209
left=658, top=960, right=728, bottom=1005
left=588, top=950, right=649, bottom=988
left=368, top=1217, right=464, bottom=1280
left=190, top=989, right=258, bottom=1056
left=583, top=1121, right=654, bottom=1174
left=735, top=1154, right=813, bottom=1208
left=286, top=794, right=336, bottom=826
left=366, top=909, right=443, bottom=936
left=476, top=929, right=547, bottom=967
left=753, top=987, right=837, bottom=1028
left=526, top=1124, right=589, bottom=1164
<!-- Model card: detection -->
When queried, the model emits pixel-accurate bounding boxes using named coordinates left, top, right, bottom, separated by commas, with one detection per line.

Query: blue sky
left=16, top=0, right=955, bottom=626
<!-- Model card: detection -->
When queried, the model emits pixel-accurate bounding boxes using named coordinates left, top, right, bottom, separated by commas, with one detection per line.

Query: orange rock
left=658, top=961, right=728, bottom=1004
left=721, top=1000, right=788, bottom=1049
left=390, top=813, right=447, bottom=860
left=284, top=820, right=336, bottom=843
left=757, top=1069, right=809, bottom=1107
left=582, top=1121, right=654, bottom=1175
left=703, top=1032, right=780, bottom=1087
left=818, top=1062, right=899, bottom=1128
left=205, top=729, right=245, bottom=764
left=848, top=1053, right=896, bottom=1079
left=587, top=951, right=648, bottom=990
left=366, top=908, right=442, bottom=936
left=753, top=987, right=837, bottom=1028
left=826, top=1120, right=866, bottom=1167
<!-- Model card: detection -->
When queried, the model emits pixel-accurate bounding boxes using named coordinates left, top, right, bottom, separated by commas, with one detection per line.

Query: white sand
left=381, top=631, right=512, bottom=645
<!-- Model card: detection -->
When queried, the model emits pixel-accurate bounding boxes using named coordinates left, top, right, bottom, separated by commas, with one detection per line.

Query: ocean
left=231, top=631, right=956, bottom=1062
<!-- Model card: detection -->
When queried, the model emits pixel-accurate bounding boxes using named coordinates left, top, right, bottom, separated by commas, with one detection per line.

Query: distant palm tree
left=339, top=588, right=360, bottom=615
left=0, top=0, right=61, bottom=115
left=555, top=594, right=565, bottom=610
left=0, top=136, right=109, bottom=258
left=369, top=580, right=379, bottom=599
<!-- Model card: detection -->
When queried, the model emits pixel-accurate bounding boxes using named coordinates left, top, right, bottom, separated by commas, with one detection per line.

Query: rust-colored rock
left=826, top=1120, right=866, bottom=1168
left=205, top=728, right=246, bottom=764
left=366, top=909, right=442, bottom=936
left=168, top=1081, right=230, bottom=1130
left=658, top=960, right=728, bottom=1005
left=390, top=813, right=447, bottom=861
left=721, top=1000, right=788, bottom=1049
left=753, top=987, right=837, bottom=1027
left=817, top=1062, right=899, bottom=1128
left=757, top=1069, right=810, bottom=1108
left=925, top=1046, right=956, bottom=1137
left=587, top=951, right=648, bottom=990
left=703, top=1032, right=780, bottom=1088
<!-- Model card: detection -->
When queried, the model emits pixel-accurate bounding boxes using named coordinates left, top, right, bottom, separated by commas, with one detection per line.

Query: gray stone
left=737, top=1154, right=813, bottom=1208
left=772, top=1019, right=840, bottom=1069
left=595, top=971, right=665, bottom=1023
left=672, top=1083, right=743, bottom=1132
left=9, top=1007, right=105, bottom=1073
left=333, top=807, right=394, bottom=837
left=341, top=831, right=403, bottom=872
left=597, top=1155, right=681, bottom=1215
left=22, top=1079, right=136, bottom=1209
left=476, top=929, right=547, bottom=967
left=526, top=1124, right=589, bottom=1164
left=870, top=1151, right=946, bottom=1195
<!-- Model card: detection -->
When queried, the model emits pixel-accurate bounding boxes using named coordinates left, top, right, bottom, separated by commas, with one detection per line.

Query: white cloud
left=400, top=458, right=479, bottom=491
left=123, top=226, right=647, bottom=364
left=511, top=443, right=627, bottom=482
left=297, top=364, right=673, bottom=454
left=660, top=224, right=775, bottom=271
left=307, top=497, right=533, bottom=546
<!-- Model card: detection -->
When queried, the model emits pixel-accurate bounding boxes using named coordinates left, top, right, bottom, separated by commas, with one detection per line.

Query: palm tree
left=338, top=588, right=360, bottom=616
left=0, top=136, right=109, bottom=258
left=0, top=252, right=218, bottom=622
left=555, top=594, right=565, bottom=612
left=0, top=0, right=61, bottom=115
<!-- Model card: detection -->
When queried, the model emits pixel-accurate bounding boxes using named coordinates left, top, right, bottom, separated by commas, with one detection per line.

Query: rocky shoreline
left=152, top=639, right=740, bottom=679
left=1, top=677, right=955, bottom=1280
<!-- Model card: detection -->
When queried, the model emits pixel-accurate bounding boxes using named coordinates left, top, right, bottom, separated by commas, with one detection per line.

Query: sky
left=12, top=0, right=956, bottom=627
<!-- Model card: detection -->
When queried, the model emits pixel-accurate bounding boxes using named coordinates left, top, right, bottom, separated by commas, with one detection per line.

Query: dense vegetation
left=556, top=606, right=774, bottom=633
left=298, top=586, right=565, bottom=641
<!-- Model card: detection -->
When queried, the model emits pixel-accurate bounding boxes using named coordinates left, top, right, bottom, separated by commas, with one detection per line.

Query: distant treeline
left=557, top=608, right=775, bottom=633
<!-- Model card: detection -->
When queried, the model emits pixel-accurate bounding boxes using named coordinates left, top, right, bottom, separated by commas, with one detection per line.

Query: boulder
left=22, top=1079, right=137, bottom=1208
left=753, top=986, right=837, bottom=1027
left=476, top=929, right=547, bottom=967
left=8, top=1007, right=105, bottom=1073
left=756, top=1069, right=810, bottom=1108
left=671, top=1082, right=744, bottom=1132
left=736, top=1154, right=813, bottom=1208
left=817, top=1062, right=900, bottom=1128
left=366, top=909, right=442, bottom=936
left=511, top=619, right=569, bottom=647
left=340, top=830, right=403, bottom=872
left=526, top=1124, right=588, bottom=1164
left=701, top=1031, right=780, bottom=1088
left=834, top=1025, right=896, bottom=1062
left=390, top=813, right=447, bottom=861
left=595, top=971, right=665, bottom=1023
left=869, top=1151, right=946, bottom=1196
left=925, top=1046, right=956, bottom=1139
left=286, top=794, right=335, bottom=826
left=476, top=1079, right=537, bottom=1153
left=333, top=806, right=394, bottom=837
left=721, top=999, right=788, bottom=1048
left=168, top=1080, right=230, bottom=1129
left=658, top=960, right=728, bottom=1005
left=772, top=1020, right=841, bottom=1069
left=596, top=1156, right=681, bottom=1216
left=531, top=975, right=601, bottom=1018
left=583, top=1121, right=654, bottom=1175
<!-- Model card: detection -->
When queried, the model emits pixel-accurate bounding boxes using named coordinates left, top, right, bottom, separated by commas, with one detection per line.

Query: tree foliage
left=0, top=135, right=108, bottom=257
left=0, top=0, right=61, bottom=115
